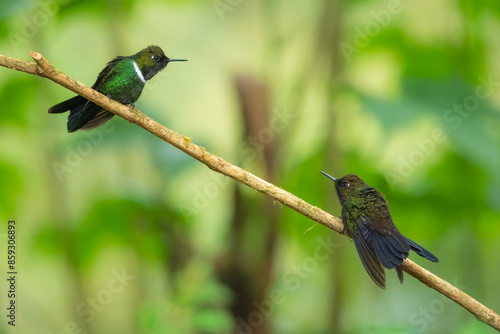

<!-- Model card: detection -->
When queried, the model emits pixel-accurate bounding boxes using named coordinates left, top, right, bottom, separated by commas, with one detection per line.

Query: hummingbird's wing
left=361, top=214, right=438, bottom=285
left=349, top=214, right=386, bottom=289
left=78, top=110, right=114, bottom=131
left=67, top=102, right=103, bottom=132
left=92, top=56, right=126, bottom=91
left=359, top=212, right=410, bottom=285
left=66, top=58, right=127, bottom=132
left=371, top=228, right=410, bottom=285
left=370, top=226, right=410, bottom=270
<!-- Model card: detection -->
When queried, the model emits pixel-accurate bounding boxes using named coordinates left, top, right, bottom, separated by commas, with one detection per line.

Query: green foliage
left=0, top=161, right=23, bottom=217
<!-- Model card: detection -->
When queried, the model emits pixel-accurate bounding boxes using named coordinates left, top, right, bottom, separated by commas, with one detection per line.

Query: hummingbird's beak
left=320, top=171, right=337, bottom=182
left=168, top=58, right=188, bottom=62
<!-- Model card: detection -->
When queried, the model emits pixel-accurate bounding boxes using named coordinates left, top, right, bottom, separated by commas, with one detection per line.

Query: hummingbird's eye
left=340, top=181, right=349, bottom=187
left=152, top=55, right=161, bottom=61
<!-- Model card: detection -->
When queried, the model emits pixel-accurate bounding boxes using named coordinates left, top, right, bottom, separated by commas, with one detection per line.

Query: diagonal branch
left=0, top=52, right=499, bottom=331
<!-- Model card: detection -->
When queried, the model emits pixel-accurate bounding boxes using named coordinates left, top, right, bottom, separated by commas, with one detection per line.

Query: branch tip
left=30, top=51, right=41, bottom=60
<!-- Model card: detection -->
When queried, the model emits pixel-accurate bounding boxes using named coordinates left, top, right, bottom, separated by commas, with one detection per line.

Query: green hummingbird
left=49, top=45, right=186, bottom=133
left=321, top=172, right=438, bottom=289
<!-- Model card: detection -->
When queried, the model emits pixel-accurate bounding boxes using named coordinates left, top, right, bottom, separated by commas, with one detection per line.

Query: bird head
left=133, top=45, right=187, bottom=80
left=321, top=172, right=367, bottom=205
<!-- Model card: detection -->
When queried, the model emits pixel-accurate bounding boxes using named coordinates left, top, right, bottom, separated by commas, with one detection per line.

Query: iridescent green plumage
left=49, top=45, right=186, bottom=132
left=321, top=172, right=439, bottom=289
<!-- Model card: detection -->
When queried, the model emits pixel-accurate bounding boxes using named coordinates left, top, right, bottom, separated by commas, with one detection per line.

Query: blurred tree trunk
left=316, top=0, right=345, bottom=331
left=215, top=76, right=280, bottom=334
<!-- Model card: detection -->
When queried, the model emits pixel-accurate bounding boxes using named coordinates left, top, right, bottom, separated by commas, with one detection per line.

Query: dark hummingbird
left=49, top=45, right=187, bottom=133
left=321, top=172, right=438, bottom=289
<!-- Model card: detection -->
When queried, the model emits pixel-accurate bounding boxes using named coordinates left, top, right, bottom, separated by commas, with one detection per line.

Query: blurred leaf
left=34, top=226, right=64, bottom=253
left=75, top=199, right=168, bottom=266
left=0, top=160, right=23, bottom=217
left=0, top=77, right=36, bottom=126
left=192, top=308, right=233, bottom=333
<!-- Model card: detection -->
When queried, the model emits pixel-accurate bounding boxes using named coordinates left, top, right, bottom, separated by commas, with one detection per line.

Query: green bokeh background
left=1, top=0, right=500, bottom=333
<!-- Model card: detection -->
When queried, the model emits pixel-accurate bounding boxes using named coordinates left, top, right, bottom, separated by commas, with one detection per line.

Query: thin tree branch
left=1, top=52, right=499, bottom=332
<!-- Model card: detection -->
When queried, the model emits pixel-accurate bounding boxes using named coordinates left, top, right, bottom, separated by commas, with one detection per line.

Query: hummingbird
left=49, top=45, right=186, bottom=132
left=321, top=172, right=438, bottom=289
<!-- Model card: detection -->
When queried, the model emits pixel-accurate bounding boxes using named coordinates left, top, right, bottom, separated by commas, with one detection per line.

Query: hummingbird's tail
left=48, top=95, right=86, bottom=114
left=49, top=95, right=114, bottom=132
left=50, top=97, right=111, bottom=133
left=403, top=236, right=439, bottom=263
